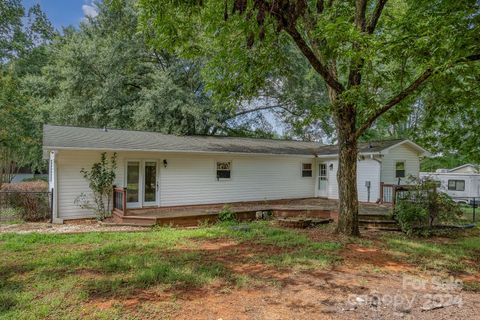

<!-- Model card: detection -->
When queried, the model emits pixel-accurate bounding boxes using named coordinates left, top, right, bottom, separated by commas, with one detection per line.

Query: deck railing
left=380, top=183, right=396, bottom=204
left=380, top=183, right=435, bottom=206
left=113, top=187, right=127, bottom=216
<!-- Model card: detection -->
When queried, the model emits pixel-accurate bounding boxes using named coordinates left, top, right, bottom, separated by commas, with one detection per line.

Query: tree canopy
left=1, top=0, right=479, bottom=202
left=138, top=0, right=480, bottom=234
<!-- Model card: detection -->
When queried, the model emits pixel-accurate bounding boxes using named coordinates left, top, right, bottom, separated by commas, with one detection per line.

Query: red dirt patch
left=83, top=232, right=480, bottom=319
left=340, top=243, right=415, bottom=273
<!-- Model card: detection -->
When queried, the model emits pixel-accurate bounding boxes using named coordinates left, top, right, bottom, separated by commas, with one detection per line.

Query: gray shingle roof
left=43, top=125, right=322, bottom=156
left=43, top=125, right=419, bottom=157
left=316, top=139, right=407, bottom=156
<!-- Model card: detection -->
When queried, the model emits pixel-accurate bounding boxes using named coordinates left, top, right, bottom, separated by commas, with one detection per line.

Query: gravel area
left=0, top=222, right=149, bottom=234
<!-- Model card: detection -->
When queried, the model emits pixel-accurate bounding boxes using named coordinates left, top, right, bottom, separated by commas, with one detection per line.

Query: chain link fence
left=450, top=197, right=477, bottom=224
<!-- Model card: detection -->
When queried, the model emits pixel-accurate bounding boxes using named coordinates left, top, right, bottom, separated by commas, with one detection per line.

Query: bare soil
left=3, top=222, right=478, bottom=319
left=92, top=232, right=479, bottom=319
left=0, top=221, right=147, bottom=233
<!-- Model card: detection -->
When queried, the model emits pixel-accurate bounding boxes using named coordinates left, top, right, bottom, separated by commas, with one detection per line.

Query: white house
left=447, top=164, right=479, bottom=174
left=43, top=125, right=430, bottom=222
left=420, top=164, right=480, bottom=203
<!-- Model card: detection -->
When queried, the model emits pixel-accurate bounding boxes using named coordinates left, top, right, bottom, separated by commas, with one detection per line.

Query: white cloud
left=82, top=2, right=98, bottom=19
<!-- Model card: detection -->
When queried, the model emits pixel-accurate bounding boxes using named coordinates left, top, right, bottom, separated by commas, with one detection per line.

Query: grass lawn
left=0, top=222, right=479, bottom=319
left=460, top=205, right=479, bottom=223
left=383, top=230, right=480, bottom=274
left=0, top=222, right=341, bottom=319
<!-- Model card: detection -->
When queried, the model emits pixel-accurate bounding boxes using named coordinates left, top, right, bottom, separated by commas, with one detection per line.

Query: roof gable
left=379, top=140, right=430, bottom=156
left=449, top=164, right=479, bottom=173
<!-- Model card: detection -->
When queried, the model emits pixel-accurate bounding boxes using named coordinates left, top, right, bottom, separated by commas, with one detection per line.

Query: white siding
left=56, top=151, right=122, bottom=219
left=157, top=155, right=315, bottom=206
left=322, top=159, right=380, bottom=203
left=357, top=159, right=381, bottom=202
left=380, top=143, right=421, bottom=184
left=55, top=150, right=315, bottom=219
left=450, top=165, right=478, bottom=174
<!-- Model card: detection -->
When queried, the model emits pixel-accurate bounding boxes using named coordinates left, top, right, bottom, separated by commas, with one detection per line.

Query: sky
left=22, top=0, right=99, bottom=30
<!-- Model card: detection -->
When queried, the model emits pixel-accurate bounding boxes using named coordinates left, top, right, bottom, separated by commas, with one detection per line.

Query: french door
left=126, top=160, right=158, bottom=208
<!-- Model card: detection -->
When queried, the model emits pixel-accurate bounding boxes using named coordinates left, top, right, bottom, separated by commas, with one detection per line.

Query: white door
left=318, top=163, right=328, bottom=197
left=143, top=161, right=158, bottom=206
left=126, top=161, right=141, bottom=208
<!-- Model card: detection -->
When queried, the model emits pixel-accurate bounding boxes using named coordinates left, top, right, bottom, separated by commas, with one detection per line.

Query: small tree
left=75, top=153, right=117, bottom=220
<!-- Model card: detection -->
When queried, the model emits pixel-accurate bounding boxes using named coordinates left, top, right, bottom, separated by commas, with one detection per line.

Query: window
left=448, top=180, right=465, bottom=191
left=395, top=161, right=405, bottom=178
left=302, top=163, right=313, bottom=177
left=433, top=180, right=441, bottom=188
left=216, top=161, right=231, bottom=179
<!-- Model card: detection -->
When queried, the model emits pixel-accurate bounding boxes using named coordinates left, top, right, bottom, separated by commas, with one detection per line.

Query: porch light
left=329, top=163, right=333, bottom=170
left=163, top=159, right=168, bottom=168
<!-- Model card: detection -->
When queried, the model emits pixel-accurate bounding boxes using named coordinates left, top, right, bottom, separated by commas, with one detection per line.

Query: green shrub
left=218, top=205, right=236, bottom=222
left=1, top=193, right=50, bottom=222
left=395, top=201, right=428, bottom=235
left=395, top=179, right=463, bottom=236
left=21, top=176, right=48, bottom=182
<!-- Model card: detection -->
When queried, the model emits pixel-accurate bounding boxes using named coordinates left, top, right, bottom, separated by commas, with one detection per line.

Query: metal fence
left=0, top=191, right=52, bottom=222
left=450, top=196, right=477, bottom=223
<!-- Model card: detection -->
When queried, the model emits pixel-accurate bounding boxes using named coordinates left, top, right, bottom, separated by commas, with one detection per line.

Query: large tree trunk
left=334, top=104, right=360, bottom=236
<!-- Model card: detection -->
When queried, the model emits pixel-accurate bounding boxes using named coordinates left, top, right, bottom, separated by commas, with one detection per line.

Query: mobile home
left=420, top=167, right=480, bottom=204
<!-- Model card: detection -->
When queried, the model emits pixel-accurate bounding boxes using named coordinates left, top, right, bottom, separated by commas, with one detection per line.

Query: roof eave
left=43, top=146, right=316, bottom=158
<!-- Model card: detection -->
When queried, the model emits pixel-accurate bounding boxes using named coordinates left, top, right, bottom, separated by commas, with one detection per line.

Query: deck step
left=110, top=211, right=157, bottom=226
left=359, top=219, right=397, bottom=224
left=100, top=221, right=152, bottom=228
left=360, top=220, right=400, bottom=230
left=362, top=226, right=401, bottom=231
left=358, top=214, right=394, bottom=221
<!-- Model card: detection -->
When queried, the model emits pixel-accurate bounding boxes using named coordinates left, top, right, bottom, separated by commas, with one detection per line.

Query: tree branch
left=355, top=52, right=480, bottom=139
left=225, top=104, right=300, bottom=122
left=348, top=0, right=368, bottom=88
left=366, top=0, right=387, bottom=34
left=355, top=0, right=367, bottom=32
left=286, top=27, right=345, bottom=93
left=466, top=53, right=480, bottom=61
left=354, top=68, right=434, bottom=139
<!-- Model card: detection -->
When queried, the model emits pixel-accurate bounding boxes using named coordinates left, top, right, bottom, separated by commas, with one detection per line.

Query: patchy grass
left=2, top=221, right=479, bottom=319
left=0, top=222, right=341, bottom=319
left=383, top=229, right=480, bottom=274
left=460, top=205, right=478, bottom=223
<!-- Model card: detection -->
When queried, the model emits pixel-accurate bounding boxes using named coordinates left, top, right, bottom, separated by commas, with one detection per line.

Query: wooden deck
left=108, top=198, right=393, bottom=227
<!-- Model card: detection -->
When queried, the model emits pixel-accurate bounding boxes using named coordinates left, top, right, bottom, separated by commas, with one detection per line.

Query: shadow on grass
left=384, top=231, right=480, bottom=274
left=0, top=222, right=343, bottom=304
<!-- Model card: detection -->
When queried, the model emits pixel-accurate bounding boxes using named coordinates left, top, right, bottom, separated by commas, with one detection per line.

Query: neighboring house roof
left=43, top=125, right=429, bottom=157
left=315, top=139, right=430, bottom=157
left=448, top=164, right=479, bottom=173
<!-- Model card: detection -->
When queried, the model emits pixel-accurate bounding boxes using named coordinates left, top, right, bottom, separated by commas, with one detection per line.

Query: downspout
left=49, top=150, right=62, bottom=224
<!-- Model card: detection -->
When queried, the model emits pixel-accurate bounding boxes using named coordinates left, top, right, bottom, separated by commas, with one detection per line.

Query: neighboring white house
left=43, top=125, right=430, bottom=222
left=447, top=164, right=479, bottom=174
left=420, top=164, right=480, bottom=203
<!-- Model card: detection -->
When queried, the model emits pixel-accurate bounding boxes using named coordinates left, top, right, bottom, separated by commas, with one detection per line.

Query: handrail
left=113, top=186, right=127, bottom=216
left=380, top=183, right=436, bottom=206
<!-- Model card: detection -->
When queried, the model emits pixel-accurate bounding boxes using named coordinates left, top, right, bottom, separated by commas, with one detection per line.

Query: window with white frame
left=302, top=163, right=313, bottom=177
left=216, top=161, right=231, bottom=180
left=395, top=161, right=405, bottom=178
left=448, top=180, right=465, bottom=191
